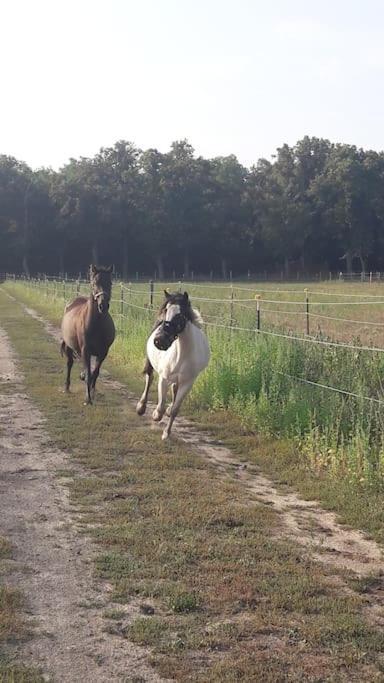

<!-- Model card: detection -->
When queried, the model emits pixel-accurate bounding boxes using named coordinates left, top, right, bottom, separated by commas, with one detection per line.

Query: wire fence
left=4, top=273, right=384, bottom=408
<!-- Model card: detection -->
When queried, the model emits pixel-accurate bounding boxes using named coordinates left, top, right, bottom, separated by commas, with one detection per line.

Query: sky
left=2, top=0, right=384, bottom=170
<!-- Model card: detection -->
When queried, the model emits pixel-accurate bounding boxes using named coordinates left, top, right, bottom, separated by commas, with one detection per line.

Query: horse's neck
left=177, top=321, right=196, bottom=350
left=85, top=296, right=98, bottom=326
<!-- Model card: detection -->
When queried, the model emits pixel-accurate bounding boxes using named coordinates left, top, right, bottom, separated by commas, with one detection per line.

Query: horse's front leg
left=166, top=383, right=178, bottom=417
left=82, top=348, right=92, bottom=405
left=137, top=359, right=154, bottom=416
left=162, top=378, right=194, bottom=440
left=90, top=353, right=106, bottom=401
left=152, top=377, right=168, bottom=421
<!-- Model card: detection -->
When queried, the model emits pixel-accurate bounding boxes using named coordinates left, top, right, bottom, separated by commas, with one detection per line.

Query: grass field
left=2, top=288, right=384, bottom=681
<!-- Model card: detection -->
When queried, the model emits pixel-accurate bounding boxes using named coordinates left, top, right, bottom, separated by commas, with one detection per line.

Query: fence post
left=120, top=283, right=124, bottom=320
left=178, top=280, right=182, bottom=293
left=229, top=284, right=234, bottom=328
left=63, top=279, right=66, bottom=301
left=370, top=271, right=373, bottom=284
left=76, top=280, right=80, bottom=297
left=255, top=294, right=261, bottom=331
left=149, top=280, right=154, bottom=308
left=304, top=288, right=309, bottom=336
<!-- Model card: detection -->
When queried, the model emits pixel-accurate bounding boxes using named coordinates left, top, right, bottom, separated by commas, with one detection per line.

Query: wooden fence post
left=229, top=284, right=234, bottom=328
left=255, top=295, right=261, bottom=331
left=120, top=283, right=124, bottom=318
left=149, top=280, right=154, bottom=307
left=304, top=288, right=309, bottom=336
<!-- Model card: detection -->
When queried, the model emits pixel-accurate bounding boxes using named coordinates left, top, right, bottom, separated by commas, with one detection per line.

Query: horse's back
left=64, top=296, right=88, bottom=313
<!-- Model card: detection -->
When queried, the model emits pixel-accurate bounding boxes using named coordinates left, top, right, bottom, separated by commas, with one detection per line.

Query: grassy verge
left=1, top=290, right=384, bottom=680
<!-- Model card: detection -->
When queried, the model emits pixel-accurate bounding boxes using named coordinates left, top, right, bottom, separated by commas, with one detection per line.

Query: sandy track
left=0, top=325, right=162, bottom=682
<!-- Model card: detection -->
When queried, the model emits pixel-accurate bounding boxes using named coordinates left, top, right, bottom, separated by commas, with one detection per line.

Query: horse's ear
left=106, top=264, right=113, bottom=273
left=90, top=264, right=98, bottom=276
left=183, top=291, right=189, bottom=301
left=164, top=289, right=171, bottom=300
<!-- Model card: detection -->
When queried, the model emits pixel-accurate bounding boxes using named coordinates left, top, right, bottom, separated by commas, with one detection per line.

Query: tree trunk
left=23, top=184, right=30, bottom=277
left=91, top=241, right=99, bottom=265
left=358, top=253, right=366, bottom=275
left=58, top=249, right=65, bottom=276
left=156, top=254, right=164, bottom=280
left=284, top=256, right=290, bottom=278
left=122, top=229, right=129, bottom=279
left=183, top=251, right=190, bottom=279
left=344, top=249, right=353, bottom=275
left=22, top=253, right=30, bottom=278
left=221, top=256, right=227, bottom=280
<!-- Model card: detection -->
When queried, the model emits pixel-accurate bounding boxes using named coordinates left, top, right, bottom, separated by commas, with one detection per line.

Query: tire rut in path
left=0, top=325, right=163, bottom=683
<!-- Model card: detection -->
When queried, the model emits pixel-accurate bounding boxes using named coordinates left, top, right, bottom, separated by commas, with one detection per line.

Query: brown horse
left=60, top=265, right=115, bottom=404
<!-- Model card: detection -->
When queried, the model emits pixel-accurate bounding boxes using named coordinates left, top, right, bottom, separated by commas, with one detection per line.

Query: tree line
left=1, top=136, right=384, bottom=279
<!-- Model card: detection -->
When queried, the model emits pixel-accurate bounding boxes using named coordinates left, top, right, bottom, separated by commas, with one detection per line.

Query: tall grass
left=5, top=278, right=384, bottom=488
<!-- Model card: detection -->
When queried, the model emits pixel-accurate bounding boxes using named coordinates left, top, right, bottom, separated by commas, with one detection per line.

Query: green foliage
left=3, top=136, right=384, bottom=277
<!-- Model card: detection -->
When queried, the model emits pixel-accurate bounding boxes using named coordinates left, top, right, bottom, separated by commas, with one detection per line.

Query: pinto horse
left=137, top=290, right=210, bottom=440
left=60, top=265, right=115, bottom=404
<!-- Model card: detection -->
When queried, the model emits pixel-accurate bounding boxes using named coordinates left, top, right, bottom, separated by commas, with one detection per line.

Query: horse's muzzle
left=154, top=335, right=173, bottom=351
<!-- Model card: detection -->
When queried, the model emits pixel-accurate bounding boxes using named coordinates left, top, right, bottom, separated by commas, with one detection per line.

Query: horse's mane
left=157, top=293, right=204, bottom=329
left=190, top=307, right=204, bottom=328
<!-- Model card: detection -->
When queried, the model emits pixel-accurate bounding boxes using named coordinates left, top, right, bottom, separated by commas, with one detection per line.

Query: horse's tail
left=60, top=340, right=66, bottom=357
left=143, top=356, right=153, bottom=376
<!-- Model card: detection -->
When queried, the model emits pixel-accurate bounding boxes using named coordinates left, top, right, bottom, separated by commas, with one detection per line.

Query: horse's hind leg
left=162, top=378, right=194, bottom=440
left=136, top=357, right=154, bottom=416
left=61, top=342, right=74, bottom=392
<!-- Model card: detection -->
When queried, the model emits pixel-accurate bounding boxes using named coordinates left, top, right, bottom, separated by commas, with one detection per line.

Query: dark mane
left=158, top=292, right=194, bottom=321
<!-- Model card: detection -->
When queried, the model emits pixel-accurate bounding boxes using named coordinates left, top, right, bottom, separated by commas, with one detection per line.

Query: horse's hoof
left=152, top=409, right=163, bottom=422
left=162, top=430, right=170, bottom=441
left=136, top=402, right=146, bottom=416
left=80, top=372, right=86, bottom=381
left=165, top=406, right=172, bottom=417
left=84, top=399, right=92, bottom=406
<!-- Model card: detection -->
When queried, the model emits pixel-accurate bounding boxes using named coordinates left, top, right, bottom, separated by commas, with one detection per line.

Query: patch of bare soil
left=0, top=324, right=163, bottom=682
left=13, top=301, right=384, bottom=628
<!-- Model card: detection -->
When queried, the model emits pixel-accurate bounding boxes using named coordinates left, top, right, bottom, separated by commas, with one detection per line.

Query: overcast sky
left=1, top=0, right=384, bottom=169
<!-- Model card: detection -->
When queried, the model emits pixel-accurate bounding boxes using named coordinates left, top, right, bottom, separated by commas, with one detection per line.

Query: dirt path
left=0, top=324, right=163, bottom=682
left=17, top=302, right=384, bottom=623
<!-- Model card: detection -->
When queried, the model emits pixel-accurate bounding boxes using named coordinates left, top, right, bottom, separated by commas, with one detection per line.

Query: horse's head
left=153, top=290, right=191, bottom=351
left=90, top=264, right=113, bottom=313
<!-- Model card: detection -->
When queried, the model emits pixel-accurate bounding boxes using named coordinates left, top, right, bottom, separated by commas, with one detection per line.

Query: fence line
left=203, top=320, right=384, bottom=353
left=274, top=371, right=384, bottom=406
left=6, top=276, right=384, bottom=408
